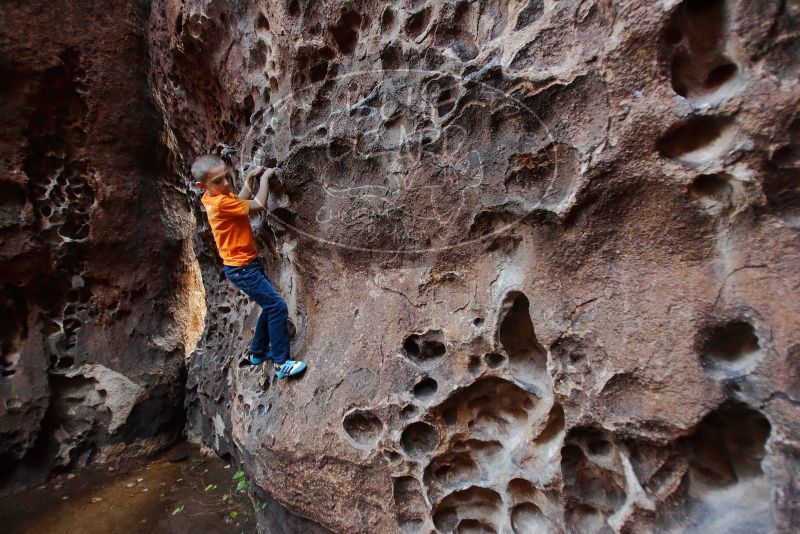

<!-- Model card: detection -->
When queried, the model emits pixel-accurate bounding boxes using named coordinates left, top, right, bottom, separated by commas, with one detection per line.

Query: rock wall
left=148, top=0, right=800, bottom=532
left=0, top=0, right=205, bottom=487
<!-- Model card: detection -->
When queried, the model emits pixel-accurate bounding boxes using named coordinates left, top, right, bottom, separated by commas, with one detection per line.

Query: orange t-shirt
left=200, top=192, right=258, bottom=266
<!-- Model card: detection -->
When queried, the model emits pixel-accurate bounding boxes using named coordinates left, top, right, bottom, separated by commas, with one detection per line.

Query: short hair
left=191, top=154, right=225, bottom=182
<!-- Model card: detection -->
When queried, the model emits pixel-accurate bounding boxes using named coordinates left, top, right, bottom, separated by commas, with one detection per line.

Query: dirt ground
left=0, top=442, right=258, bottom=534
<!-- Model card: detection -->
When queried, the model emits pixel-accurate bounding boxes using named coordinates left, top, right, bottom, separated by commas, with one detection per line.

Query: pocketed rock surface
left=2, top=0, right=798, bottom=533
left=0, top=0, right=205, bottom=488
left=147, top=0, right=800, bottom=532
left=145, top=0, right=800, bottom=533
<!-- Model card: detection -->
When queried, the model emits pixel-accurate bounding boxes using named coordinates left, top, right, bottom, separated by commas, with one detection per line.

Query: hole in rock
left=434, top=507, right=458, bottom=532
left=405, top=8, right=430, bottom=38
left=425, top=440, right=503, bottom=499
left=483, top=352, right=505, bottom=369
left=561, top=435, right=626, bottom=518
left=331, top=9, right=361, bottom=54
left=256, top=12, right=269, bottom=31
left=432, top=486, right=502, bottom=532
left=384, top=114, right=411, bottom=146
left=56, top=356, right=74, bottom=369
left=401, top=404, right=418, bottom=419
left=655, top=116, right=735, bottom=163
left=381, top=7, right=395, bottom=33
left=473, top=317, right=484, bottom=327
left=569, top=427, right=615, bottom=459
left=431, top=2, right=479, bottom=62
left=589, top=439, right=612, bottom=456
left=686, top=401, right=770, bottom=489
left=511, top=502, right=551, bottom=534
left=384, top=450, right=402, bottom=463
left=380, top=43, right=403, bottom=70
left=515, top=0, right=544, bottom=30
left=772, top=144, right=800, bottom=170
left=400, top=421, right=440, bottom=458
left=437, top=88, right=456, bottom=117
left=498, top=292, right=547, bottom=386
left=2, top=351, right=20, bottom=369
left=507, top=478, right=541, bottom=502
left=697, top=319, right=760, bottom=372
left=342, top=409, right=383, bottom=447
left=402, top=329, right=446, bottom=367
left=689, top=173, right=732, bottom=203
left=569, top=352, right=585, bottom=366
left=308, top=61, right=328, bottom=83
left=468, top=356, right=482, bottom=375
left=286, top=319, right=297, bottom=340
left=667, top=0, right=738, bottom=103
left=442, top=407, right=458, bottom=426
left=249, top=42, right=268, bottom=70
left=433, top=377, right=536, bottom=443
left=413, top=377, right=438, bottom=401
left=63, top=317, right=81, bottom=332
left=704, top=62, right=738, bottom=89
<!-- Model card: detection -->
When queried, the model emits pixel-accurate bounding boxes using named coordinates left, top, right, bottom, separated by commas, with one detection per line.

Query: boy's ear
left=195, top=181, right=206, bottom=190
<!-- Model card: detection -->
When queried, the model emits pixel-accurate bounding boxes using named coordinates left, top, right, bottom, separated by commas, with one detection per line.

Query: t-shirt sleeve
left=216, top=195, right=250, bottom=218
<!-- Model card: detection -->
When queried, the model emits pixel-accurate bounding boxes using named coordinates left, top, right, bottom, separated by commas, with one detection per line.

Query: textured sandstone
left=0, top=0, right=204, bottom=486
left=148, top=0, right=799, bottom=532
left=1, top=0, right=798, bottom=533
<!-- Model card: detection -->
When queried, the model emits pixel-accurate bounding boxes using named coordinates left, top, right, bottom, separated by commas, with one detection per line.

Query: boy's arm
left=248, top=168, right=274, bottom=212
left=238, top=166, right=264, bottom=199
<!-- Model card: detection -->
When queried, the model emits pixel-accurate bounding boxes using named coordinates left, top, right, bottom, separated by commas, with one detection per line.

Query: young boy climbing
left=191, top=154, right=307, bottom=380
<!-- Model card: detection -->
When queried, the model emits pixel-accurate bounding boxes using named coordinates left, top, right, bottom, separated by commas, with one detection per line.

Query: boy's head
left=191, top=154, right=231, bottom=196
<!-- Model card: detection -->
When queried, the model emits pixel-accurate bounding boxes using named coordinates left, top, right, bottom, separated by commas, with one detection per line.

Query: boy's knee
left=269, top=299, right=288, bottom=317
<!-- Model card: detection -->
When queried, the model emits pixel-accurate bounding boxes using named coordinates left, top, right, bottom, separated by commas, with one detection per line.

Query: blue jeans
left=222, top=259, right=290, bottom=365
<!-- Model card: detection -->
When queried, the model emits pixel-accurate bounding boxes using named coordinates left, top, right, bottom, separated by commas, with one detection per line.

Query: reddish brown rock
left=0, top=0, right=204, bottom=487
left=148, top=0, right=799, bottom=532
left=2, top=0, right=798, bottom=533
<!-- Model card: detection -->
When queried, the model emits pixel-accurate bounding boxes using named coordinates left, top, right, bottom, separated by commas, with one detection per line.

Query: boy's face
left=196, top=164, right=231, bottom=196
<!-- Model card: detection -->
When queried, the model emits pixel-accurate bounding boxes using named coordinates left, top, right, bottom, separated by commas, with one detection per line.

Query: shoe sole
left=277, top=362, right=307, bottom=379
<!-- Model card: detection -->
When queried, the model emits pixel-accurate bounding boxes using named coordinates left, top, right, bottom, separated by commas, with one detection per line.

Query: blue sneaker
left=274, top=360, right=307, bottom=379
left=238, top=350, right=272, bottom=368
